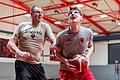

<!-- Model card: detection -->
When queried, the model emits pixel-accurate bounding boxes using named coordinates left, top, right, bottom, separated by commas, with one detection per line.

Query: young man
left=55, top=5, right=95, bottom=80
left=7, top=5, right=56, bottom=80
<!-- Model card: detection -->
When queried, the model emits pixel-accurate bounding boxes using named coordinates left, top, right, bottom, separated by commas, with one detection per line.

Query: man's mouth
left=34, top=15, right=41, bottom=19
left=70, top=15, right=77, bottom=20
left=70, top=17, right=76, bottom=20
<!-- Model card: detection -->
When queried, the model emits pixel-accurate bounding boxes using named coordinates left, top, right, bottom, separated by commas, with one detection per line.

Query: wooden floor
left=0, top=78, right=60, bottom=80
left=0, top=78, right=15, bottom=80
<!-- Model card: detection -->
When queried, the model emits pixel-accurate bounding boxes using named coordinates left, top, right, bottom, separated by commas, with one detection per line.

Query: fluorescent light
left=24, top=14, right=31, bottom=17
left=75, top=4, right=83, bottom=8
left=100, top=14, right=108, bottom=18
left=54, top=21, right=61, bottom=24
left=93, top=32, right=98, bottom=35
left=118, top=23, right=120, bottom=25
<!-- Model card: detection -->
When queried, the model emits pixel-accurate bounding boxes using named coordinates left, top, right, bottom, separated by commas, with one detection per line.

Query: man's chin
left=36, top=18, right=41, bottom=22
left=70, top=21, right=78, bottom=23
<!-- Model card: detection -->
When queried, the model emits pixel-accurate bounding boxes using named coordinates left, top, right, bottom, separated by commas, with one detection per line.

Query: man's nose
left=39, top=13, right=42, bottom=16
left=36, top=13, right=42, bottom=16
left=71, top=14, right=75, bottom=16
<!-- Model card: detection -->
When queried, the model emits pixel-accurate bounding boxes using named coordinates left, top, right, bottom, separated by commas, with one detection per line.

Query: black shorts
left=15, top=60, right=47, bottom=80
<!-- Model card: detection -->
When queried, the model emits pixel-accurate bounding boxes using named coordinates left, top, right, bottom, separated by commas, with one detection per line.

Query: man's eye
left=34, top=11, right=42, bottom=14
left=69, top=12, right=72, bottom=14
left=75, top=11, right=78, bottom=13
left=68, top=12, right=72, bottom=16
left=36, top=11, right=40, bottom=13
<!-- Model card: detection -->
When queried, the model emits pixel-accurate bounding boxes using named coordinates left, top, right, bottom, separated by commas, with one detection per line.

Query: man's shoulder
left=57, top=28, right=68, bottom=37
left=20, top=22, right=31, bottom=24
left=39, top=22, right=50, bottom=29
left=40, top=22, right=49, bottom=26
left=18, top=22, right=31, bottom=27
left=81, top=26, right=89, bottom=30
left=81, top=26, right=92, bottom=32
left=17, top=22, right=31, bottom=28
left=81, top=27, right=93, bottom=36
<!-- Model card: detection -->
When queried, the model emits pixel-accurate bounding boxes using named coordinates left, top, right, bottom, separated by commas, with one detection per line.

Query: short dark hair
left=30, top=4, right=42, bottom=12
left=68, top=5, right=83, bottom=16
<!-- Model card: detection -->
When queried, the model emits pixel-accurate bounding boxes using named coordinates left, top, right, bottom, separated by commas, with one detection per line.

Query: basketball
left=68, top=55, right=88, bottom=73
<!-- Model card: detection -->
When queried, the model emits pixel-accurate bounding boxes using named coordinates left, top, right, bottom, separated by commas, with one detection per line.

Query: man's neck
left=32, top=21, right=40, bottom=27
left=70, top=24, right=80, bottom=32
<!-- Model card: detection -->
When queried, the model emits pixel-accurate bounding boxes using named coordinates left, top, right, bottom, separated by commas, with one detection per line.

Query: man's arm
left=8, top=36, right=31, bottom=61
left=7, top=38, right=21, bottom=54
left=7, top=23, right=30, bottom=60
left=56, top=49, right=67, bottom=64
left=7, top=23, right=21, bottom=54
left=86, top=41, right=94, bottom=59
left=47, top=37, right=56, bottom=45
left=56, top=48, right=75, bottom=71
left=84, top=29, right=94, bottom=59
left=51, top=33, right=75, bottom=71
left=46, top=24, right=56, bottom=44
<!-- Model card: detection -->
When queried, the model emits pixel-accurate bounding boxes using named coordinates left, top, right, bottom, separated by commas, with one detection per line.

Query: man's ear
left=68, top=19, right=70, bottom=23
left=29, top=11, right=32, bottom=15
left=80, top=16, right=83, bottom=21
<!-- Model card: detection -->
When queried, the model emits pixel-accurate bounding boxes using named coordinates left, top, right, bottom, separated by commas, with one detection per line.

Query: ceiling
left=0, top=0, right=120, bottom=38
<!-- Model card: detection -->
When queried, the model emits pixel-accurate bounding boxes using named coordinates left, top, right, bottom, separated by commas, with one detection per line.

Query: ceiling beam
left=0, top=12, right=28, bottom=20
left=82, top=19, right=115, bottom=24
left=83, top=3, right=120, bottom=21
left=115, top=0, right=120, bottom=10
left=60, top=11, right=119, bottom=24
left=11, top=0, right=65, bottom=30
left=43, top=0, right=99, bottom=11
left=11, top=0, right=109, bottom=34
left=84, top=15, right=109, bottom=35
left=0, top=1, right=27, bottom=26
left=0, top=1, right=26, bottom=11
left=50, top=0, right=68, bottom=17
left=11, top=0, right=30, bottom=12
left=60, top=0, right=73, bottom=5
left=104, top=0, right=117, bottom=17
left=43, top=16, right=65, bottom=30
left=109, top=25, right=119, bottom=32
left=115, top=0, right=120, bottom=19
left=48, top=16, right=68, bottom=25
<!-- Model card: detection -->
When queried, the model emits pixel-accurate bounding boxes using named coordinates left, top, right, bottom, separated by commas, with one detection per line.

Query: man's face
left=68, top=9, right=83, bottom=23
left=31, top=7, right=43, bottom=21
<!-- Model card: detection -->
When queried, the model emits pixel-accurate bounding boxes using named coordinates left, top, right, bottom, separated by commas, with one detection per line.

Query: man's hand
left=50, top=44, right=61, bottom=53
left=67, top=55, right=88, bottom=72
left=65, top=61, right=76, bottom=72
left=17, top=51, right=31, bottom=60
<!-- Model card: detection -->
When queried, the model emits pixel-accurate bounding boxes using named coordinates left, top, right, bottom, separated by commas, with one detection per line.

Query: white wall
left=90, top=40, right=120, bottom=65
left=90, top=41, right=108, bottom=65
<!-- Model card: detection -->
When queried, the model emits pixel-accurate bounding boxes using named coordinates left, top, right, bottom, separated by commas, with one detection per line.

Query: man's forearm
left=85, top=43, right=94, bottom=59
left=7, top=40, right=21, bottom=54
left=56, top=52, right=67, bottom=64
left=51, top=37, right=56, bottom=44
